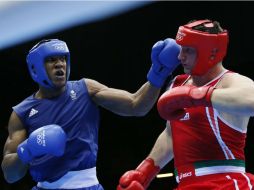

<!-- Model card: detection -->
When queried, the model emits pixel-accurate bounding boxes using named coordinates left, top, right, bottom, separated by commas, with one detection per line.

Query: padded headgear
left=176, top=20, right=228, bottom=75
left=26, top=39, right=70, bottom=88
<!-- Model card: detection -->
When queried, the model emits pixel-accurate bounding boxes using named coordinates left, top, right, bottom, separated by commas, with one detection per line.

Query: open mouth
left=54, top=70, right=65, bottom=79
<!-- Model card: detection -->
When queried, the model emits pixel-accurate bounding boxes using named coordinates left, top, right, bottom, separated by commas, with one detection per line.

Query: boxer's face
left=178, top=46, right=197, bottom=74
left=45, top=55, right=67, bottom=89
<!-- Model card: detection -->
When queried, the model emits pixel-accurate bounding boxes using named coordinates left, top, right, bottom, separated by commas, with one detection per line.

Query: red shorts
left=175, top=172, right=254, bottom=190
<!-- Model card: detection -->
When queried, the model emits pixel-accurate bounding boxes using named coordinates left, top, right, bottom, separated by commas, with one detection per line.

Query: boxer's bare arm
left=2, top=112, right=28, bottom=183
left=211, top=73, right=254, bottom=116
left=147, top=122, right=174, bottom=168
left=84, top=78, right=161, bottom=116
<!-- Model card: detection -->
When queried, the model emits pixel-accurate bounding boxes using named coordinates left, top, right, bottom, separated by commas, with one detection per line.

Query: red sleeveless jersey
left=170, top=70, right=246, bottom=169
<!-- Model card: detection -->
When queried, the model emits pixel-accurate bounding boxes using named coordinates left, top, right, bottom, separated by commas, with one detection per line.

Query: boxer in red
left=118, top=19, right=254, bottom=190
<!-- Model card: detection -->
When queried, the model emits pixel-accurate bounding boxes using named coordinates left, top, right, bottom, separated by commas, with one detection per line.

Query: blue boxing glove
left=147, top=38, right=180, bottom=88
left=17, top=124, right=67, bottom=163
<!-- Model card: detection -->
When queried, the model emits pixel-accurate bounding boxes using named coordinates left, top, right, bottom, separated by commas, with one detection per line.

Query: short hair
left=188, top=19, right=224, bottom=34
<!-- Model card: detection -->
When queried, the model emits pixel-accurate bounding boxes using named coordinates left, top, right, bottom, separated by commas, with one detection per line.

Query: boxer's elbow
left=3, top=174, right=19, bottom=184
left=1, top=156, right=27, bottom=183
left=135, top=109, right=149, bottom=117
left=2, top=167, right=26, bottom=184
left=2, top=165, right=20, bottom=183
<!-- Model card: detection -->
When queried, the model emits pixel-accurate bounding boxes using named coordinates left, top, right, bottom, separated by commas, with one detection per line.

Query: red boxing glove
left=117, top=158, right=160, bottom=190
left=117, top=181, right=144, bottom=190
left=157, top=85, right=215, bottom=120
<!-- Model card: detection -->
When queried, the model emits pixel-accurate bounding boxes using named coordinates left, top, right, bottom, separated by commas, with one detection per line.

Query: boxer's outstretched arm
left=85, top=38, right=180, bottom=116
left=1, top=112, right=28, bottom=183
left=86, top=79, right=160, bottom=116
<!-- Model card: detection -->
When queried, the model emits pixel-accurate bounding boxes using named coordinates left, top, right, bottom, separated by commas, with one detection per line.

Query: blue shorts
left=31, top=184, right=104, bottom=190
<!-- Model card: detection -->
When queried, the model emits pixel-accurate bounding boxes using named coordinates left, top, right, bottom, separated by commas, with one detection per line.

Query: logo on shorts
left=179, top=172, right=192, bottom=180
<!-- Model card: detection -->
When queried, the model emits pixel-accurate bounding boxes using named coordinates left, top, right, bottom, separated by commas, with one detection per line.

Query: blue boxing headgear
left=26, top=39, right=70, bottom=88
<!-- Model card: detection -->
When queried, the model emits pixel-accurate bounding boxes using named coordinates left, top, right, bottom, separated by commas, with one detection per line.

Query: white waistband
left=195, top=165, right=245, bottom=176
left=37, top=167, right=99, bottom=189
left=176, top=166, right=245, bottom=183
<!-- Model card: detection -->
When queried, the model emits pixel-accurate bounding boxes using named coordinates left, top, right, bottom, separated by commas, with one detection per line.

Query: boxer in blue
left=2, top=38, right=180, bottom=190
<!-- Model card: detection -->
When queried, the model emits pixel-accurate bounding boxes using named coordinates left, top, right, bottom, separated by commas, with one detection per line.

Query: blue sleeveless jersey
left=13, top=80, right=100, bottom=182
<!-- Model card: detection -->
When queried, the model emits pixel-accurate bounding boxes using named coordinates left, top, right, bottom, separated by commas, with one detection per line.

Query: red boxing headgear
left=175, top=20, right=228, bottom=76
